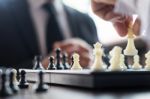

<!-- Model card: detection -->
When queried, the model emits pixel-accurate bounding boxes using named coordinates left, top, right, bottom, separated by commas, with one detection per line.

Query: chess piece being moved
left=33, top=56, right=44, bottom=70
left=0, top=72, right=13, bottom=97
left=62, top=53, right=70, bottom=69
left=120, top=54, right=127, bottom=70
left=18, top=70, right=29, bottom=89
left=91, top=42, right=105, bottom=71
left=55, top=48, right=64, bottom=70
left=71, top=53, right=82, bottom=70
left=35, top=71, right=48, bottom=92
left=9, top=71, right=19, bottom=93
left=132, top=55, right=142, bottom=70
left=108, top=46, right=122, bottom=71
left=124, top=23, right=138, bottom=56
left=47, top=56, right=56, bottom=70
left=145, top=51, right=150, bottom=70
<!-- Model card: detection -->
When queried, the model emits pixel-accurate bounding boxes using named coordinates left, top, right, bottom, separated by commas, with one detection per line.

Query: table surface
left=2, top=83, right=150, bottom=99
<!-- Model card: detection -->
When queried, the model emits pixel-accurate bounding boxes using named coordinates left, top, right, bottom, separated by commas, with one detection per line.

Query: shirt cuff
left=114, top=0, right=137, bottom=16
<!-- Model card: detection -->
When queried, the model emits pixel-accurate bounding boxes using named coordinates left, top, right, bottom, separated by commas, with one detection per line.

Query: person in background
left=0, top=0, right=99, bottom=69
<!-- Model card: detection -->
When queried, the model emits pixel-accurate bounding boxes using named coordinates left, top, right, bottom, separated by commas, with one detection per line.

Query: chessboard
left=19, top=69, right=150, bottom=89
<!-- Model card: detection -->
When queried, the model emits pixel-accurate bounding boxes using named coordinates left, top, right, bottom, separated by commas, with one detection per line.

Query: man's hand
left=42, top=38, right=94, bottom=69
left=91, top=0, right=140, bottom=36
left=53, top=38, right=93, bottom=68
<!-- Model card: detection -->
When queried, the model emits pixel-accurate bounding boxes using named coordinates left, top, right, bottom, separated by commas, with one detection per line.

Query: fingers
left=52, top=39, right=93, bottom=67
left=133, top=18, right=141, bottom=36
left=79, top=53, right=92, bottom=68
left=113, top=22, right=128, bottom=36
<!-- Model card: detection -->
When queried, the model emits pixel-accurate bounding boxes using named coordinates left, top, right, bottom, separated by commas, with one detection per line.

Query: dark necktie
left=43, top=3, right=64, bottom=53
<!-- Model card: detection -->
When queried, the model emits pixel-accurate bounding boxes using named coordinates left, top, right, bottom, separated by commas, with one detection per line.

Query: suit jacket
left=0, top=0, right=98, bottom=69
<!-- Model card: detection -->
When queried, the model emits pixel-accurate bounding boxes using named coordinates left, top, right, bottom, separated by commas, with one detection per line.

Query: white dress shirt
left=114, top=0, right=150, bottom=49
left=27, top=0, right=72, bottom=56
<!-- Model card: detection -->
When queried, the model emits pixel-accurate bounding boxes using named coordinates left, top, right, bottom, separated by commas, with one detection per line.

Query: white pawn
left=91, top=42, right=105, bottom=71
left=71, top=53, right=82, bottom=70
left=11, top=69, right=19, bottom=85
left=109, top=46, right=122, bottom=71
left=120, top=54, right=127, bottom=70
left=145, top=51, right=150, bottom=70
left=132, top=55, right=142, bottom=70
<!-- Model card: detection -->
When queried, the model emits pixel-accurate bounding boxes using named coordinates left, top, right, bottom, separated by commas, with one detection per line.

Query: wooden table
left=2, top=83, right=150, bottom=99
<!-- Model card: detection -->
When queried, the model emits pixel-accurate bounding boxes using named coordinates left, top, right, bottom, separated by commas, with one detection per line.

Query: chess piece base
left=18, top=83, right=29, bottom=89
left=36, top=85, right=48, bottom=93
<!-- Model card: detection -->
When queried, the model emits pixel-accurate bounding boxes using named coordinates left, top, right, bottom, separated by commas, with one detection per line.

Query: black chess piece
left=62, top=53, right=70, bottom=69
left=0, top=72, right=13, bottom=97
left=33, top=56, right=44, bottom=70
left=71, top=56, right=74, bottom=67
left=35, top=71, right=48, bottom=92
left=18, top=70, right=29, bottom=89
left=47, top=56, right=56, bottom=70
left=9, top=71, right=19, bottom=93
left=55, top=48, right=64, bottom=70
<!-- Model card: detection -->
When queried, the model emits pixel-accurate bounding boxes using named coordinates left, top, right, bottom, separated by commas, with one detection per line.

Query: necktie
left=43, top=3, right=63, bottom=53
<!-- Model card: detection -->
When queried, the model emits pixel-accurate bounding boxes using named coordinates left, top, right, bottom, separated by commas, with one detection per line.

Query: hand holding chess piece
left=145, top=51, right=150, bottom=70
left=91, top=0, right=140, bottom=37
left=91, top=42, right=105, bottom=71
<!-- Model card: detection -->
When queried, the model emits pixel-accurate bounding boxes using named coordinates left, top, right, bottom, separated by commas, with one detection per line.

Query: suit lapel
left=9, top=0, right=40, bottom=55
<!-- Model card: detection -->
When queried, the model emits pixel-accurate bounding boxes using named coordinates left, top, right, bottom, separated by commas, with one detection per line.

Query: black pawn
left=36, top=71, right=48, bottom=92
left=62, top=53, right=70, bottom=69
left=9, top=71, right=19, bottom=93
left=18, top=70, right=29, bottom=89
left=33, top=56, right=44, bottom=70
left=47, top=56, right=56, bottom=70
left=55, top=48, right=64, bottom=70
left=0, top=73, right=13, bottom=97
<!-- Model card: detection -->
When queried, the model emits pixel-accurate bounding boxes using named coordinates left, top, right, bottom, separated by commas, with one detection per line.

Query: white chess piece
left=120, top=54, right=127, bottom=70
left=132, top=55, right=142, bottom=70
left=124, top=24, right=138, bottom=56
left=109, top=46, right=123, bottom=71
left=91, top=42, right=105, bottom=71
left=71, top=53, right=82, bottom=70
left=145, top=51, right=150, bottom=70
left=11, top=69, right=19, bottom=85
